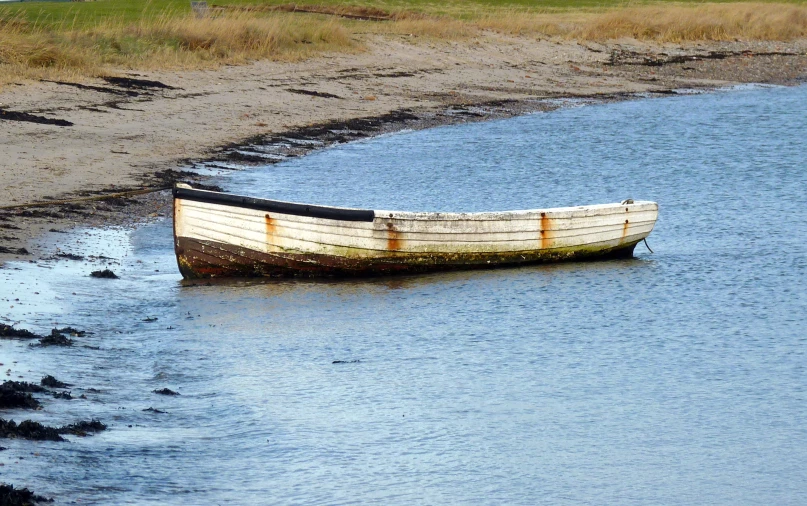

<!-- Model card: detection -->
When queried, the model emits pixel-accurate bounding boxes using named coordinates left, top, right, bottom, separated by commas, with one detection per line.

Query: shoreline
left=1, top=35, right=806, bottom=265
left=0, top=90, right=744, bottom=265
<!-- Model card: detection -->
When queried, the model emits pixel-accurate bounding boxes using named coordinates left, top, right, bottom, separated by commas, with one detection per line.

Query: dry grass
left=368, top=17, right=477, bottom=39
left=0, top=9, right=354, bottom=85
left=250, top=3, right=476, bottom=39
left=0, top=17, right=89, bottom=83
left=124, top=11, right=354, bottom=63
left=474, top=10, right=585, bottom=38
left=575, top=3, right=807, bottom=41
left=476, top=3, right=807, bottom=42
left=1, top=2, right=806, bottom=85
left=225, top=3, right=395, bottom=20
left=214, top=2, right=475, bottom=39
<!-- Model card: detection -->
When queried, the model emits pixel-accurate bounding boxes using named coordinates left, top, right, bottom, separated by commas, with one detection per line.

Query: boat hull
left=173, top=187, right=658, bottom=279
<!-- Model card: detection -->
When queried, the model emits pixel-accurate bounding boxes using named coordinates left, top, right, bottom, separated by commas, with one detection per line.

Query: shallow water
left=1, top=85, right=806, bottom=505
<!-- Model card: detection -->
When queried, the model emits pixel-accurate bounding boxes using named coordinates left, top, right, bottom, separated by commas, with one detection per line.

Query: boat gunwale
left=174, top=186, right=658, bottom=223
left=173, top=186, right=376, bottom=222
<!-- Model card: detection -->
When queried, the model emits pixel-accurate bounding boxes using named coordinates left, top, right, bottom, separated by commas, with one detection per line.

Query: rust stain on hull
left=265, top=214, right=276, bottom=236
left=385, top=221, right=403, bottom=251
left=621, top=206, right=631, bottom=242
left=265, top=214, right=277, bottom=244
left=175, top=236, right=640, bottom=279
left=539, top=212, right=554, bottom=250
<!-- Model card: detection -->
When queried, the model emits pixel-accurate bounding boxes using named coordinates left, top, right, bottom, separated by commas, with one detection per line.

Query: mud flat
left=1, top=35, right=806, bottom=262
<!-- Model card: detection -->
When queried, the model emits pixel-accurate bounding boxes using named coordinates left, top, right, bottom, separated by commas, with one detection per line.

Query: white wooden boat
left=172, top=184, right=658, bottom=278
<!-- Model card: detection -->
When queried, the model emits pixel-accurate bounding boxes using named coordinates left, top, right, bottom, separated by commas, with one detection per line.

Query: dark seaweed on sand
left=0, top=246, right=29, bottom=255
left=0, top=107, right=72, bottom=127
left=55, top=252, right=84, bottom=261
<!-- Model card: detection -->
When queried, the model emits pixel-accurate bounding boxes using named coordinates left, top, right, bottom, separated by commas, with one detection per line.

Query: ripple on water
left=1, top=85, right=806, bottom=505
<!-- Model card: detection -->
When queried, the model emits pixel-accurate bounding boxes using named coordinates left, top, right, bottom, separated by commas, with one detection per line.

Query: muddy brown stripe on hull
left=175, top=237, right=640, bottom=278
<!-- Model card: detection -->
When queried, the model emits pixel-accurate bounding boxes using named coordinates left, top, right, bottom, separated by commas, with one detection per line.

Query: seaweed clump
left=0, top=382, right=44, bottom=410
left=0, top=325, right=40, bottom=340
left=1, top=325, right=87, bottom=343
left=40, top=376, right=71, bottom=389
left=1, top=381, right=46, bottom=394
left=52, top=327, right=86, bottom=337
left=0, top=483, right=53, bottom=504
left=31, top=330, right=73, bottom=348
left=0, top=418, right=107, bottom=441
left=0, top=420, right=63, bottom=442
left=153, top=388, right=180, bottom=396
left=90, top=269, right=119, bottom=279
left=59, top=420, right=106, bottom=437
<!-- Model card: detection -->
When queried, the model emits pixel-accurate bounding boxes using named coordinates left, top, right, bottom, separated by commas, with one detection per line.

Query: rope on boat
left=0, top=186, right=171, bottom=211
left=643, top=238, right=654, bottom=253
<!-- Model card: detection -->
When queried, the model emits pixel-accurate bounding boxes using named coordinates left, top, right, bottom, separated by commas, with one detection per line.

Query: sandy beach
left=1, top=33, right=806, bottom=263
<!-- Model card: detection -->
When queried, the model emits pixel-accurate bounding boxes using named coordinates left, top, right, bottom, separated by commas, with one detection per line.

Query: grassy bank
left=1, top=0, right=806, bottom=85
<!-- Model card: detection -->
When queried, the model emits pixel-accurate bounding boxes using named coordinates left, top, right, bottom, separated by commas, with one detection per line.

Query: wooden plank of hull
left=173, top=189, right=658, bottom=278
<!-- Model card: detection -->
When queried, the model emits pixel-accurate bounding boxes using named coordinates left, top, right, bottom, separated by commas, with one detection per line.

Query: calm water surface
left=1, top=85, right=805, bottom=505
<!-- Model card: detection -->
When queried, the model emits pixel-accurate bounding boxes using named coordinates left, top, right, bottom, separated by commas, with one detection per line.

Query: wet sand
left=1, top=35, right=806, bottom=263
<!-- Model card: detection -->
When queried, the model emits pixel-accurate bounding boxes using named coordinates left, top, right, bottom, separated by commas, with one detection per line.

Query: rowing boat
left=172, top=184, right=658, bottom=278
